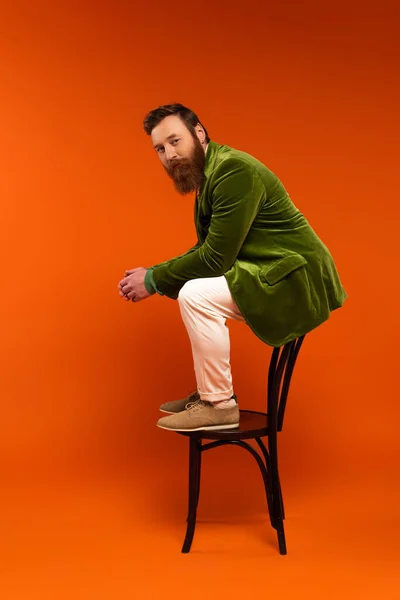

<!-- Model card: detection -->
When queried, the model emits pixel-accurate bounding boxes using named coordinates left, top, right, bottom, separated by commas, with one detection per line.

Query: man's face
left=151, top=115, right=206, bottom=195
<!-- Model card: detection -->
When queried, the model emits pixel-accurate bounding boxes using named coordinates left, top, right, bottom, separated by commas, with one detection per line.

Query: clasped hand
left=118, top=267, right=152, bottom=303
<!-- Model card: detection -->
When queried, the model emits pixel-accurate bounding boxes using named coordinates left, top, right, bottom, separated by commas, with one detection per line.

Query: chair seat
left=178, top=409, right=268, bottom=441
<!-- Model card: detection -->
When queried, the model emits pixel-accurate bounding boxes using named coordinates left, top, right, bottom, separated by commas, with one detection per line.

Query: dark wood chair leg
left=269, top=453, right=287, bottom=551
left=255, top=437, right=276, bottom=528
left=182, top=437, right=201, bottom=553
left=277, top=474, right=285, bottom=520
left=264, top=473, right=276, bottom=529
left=197, top=446, right=202, bottom=508
left=276, top=518, right=287, bottom=555
left=268, top=420, right=287, bottom=552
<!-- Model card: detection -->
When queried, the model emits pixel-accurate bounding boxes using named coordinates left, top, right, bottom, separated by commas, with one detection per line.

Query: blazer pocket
left=260, top=254, right=307, bottom=285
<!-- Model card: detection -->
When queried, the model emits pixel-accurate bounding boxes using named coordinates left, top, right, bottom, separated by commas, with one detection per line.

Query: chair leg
left=264, top=475, right=276, bottom=528
left=277, top=474, right=285, bottom=520
left=186, top=442, right=202, bottom=518
left=182, top=437, right=201, bottom=553
left=255, top=438, right=276, bottom=528
left=268, top=432, right=287, bottom=553
left=271, top=471, right=287, bottom=551
left=197, top=447, right=202, bottom=508
left=276, top=518, right=287, bottom=555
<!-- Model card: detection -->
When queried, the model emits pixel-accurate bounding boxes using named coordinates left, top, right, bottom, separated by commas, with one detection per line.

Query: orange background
left=1, top=1, right=399, bottom=598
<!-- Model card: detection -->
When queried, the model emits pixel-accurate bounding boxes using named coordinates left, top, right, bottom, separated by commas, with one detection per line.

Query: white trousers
left=178, top=276, right=246, bottom=402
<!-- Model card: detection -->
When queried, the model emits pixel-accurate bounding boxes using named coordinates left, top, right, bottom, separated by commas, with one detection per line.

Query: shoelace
left=185, top=398, right=206, bottom=412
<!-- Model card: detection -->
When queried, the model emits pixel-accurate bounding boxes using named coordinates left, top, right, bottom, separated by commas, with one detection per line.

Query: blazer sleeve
left=152, top=159, right=265, bottom=299
left=149, top=242, right=201, bottom=271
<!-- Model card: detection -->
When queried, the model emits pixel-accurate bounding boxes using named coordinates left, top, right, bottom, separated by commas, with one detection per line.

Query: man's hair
left=143, top=103, right=210, bottom=143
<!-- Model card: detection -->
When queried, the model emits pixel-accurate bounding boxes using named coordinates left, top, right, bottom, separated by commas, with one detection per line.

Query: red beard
left=164, top=136, right=206, bottom=195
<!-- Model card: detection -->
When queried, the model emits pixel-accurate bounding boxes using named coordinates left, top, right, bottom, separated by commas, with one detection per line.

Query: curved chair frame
left=177, top=334, right=305, bottom=555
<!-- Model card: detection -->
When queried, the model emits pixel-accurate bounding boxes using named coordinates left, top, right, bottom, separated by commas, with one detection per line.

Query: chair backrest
left=267, top=335, right=305, bottom=432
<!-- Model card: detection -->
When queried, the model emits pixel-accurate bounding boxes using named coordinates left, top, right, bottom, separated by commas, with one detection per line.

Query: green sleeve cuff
left=144, top=268, right=164, bottom=296
left=144, top=269, right=156, bottom=295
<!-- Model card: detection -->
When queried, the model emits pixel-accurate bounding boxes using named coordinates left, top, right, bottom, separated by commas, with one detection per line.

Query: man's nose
left=165, top=146, right=178, bottom=162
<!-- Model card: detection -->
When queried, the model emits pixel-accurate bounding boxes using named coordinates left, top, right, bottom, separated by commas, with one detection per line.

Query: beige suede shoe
left=157, top=398, right=240, bottom=432
left=159, top=390, right=200, bottom=414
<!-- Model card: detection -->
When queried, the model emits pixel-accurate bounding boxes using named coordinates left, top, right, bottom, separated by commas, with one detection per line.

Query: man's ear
left=195, top=123, right=206, bottom=144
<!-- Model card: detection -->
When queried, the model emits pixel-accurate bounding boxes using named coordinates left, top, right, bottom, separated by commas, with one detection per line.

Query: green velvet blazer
left=151, top=140, right=347, bottom=346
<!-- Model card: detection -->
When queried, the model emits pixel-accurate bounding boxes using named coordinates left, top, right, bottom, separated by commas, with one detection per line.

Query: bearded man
left=118, top=104, right=347, bottom=433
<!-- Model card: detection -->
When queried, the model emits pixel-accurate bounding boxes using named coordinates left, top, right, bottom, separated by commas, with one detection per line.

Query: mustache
left=169, top=159, right=190, bottom=169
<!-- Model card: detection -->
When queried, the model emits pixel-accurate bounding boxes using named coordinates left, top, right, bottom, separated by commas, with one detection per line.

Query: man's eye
left=157, top=147, right=165, bottom=153
left=171, top=139, right=179, bottom=145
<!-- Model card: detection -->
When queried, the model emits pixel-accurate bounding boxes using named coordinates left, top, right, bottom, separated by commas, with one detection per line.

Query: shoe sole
left=157, top=422, right=240, bottom=432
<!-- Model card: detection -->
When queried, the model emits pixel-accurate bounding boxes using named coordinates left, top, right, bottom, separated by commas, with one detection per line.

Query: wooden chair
left=177, top=335, right=306, bottom=554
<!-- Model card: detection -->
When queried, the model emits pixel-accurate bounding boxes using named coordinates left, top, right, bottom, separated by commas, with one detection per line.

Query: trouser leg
left=177, top=276, right=245, bottom=403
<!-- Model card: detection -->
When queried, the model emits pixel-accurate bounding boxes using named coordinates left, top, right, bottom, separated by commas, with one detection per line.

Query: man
left=118, top=104, right=347, bottom=433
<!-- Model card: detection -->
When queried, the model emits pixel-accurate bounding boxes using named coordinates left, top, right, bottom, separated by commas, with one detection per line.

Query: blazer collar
left=197, top=140, right=220, bottom=198
left=204, top=140, right=220, bottom=179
